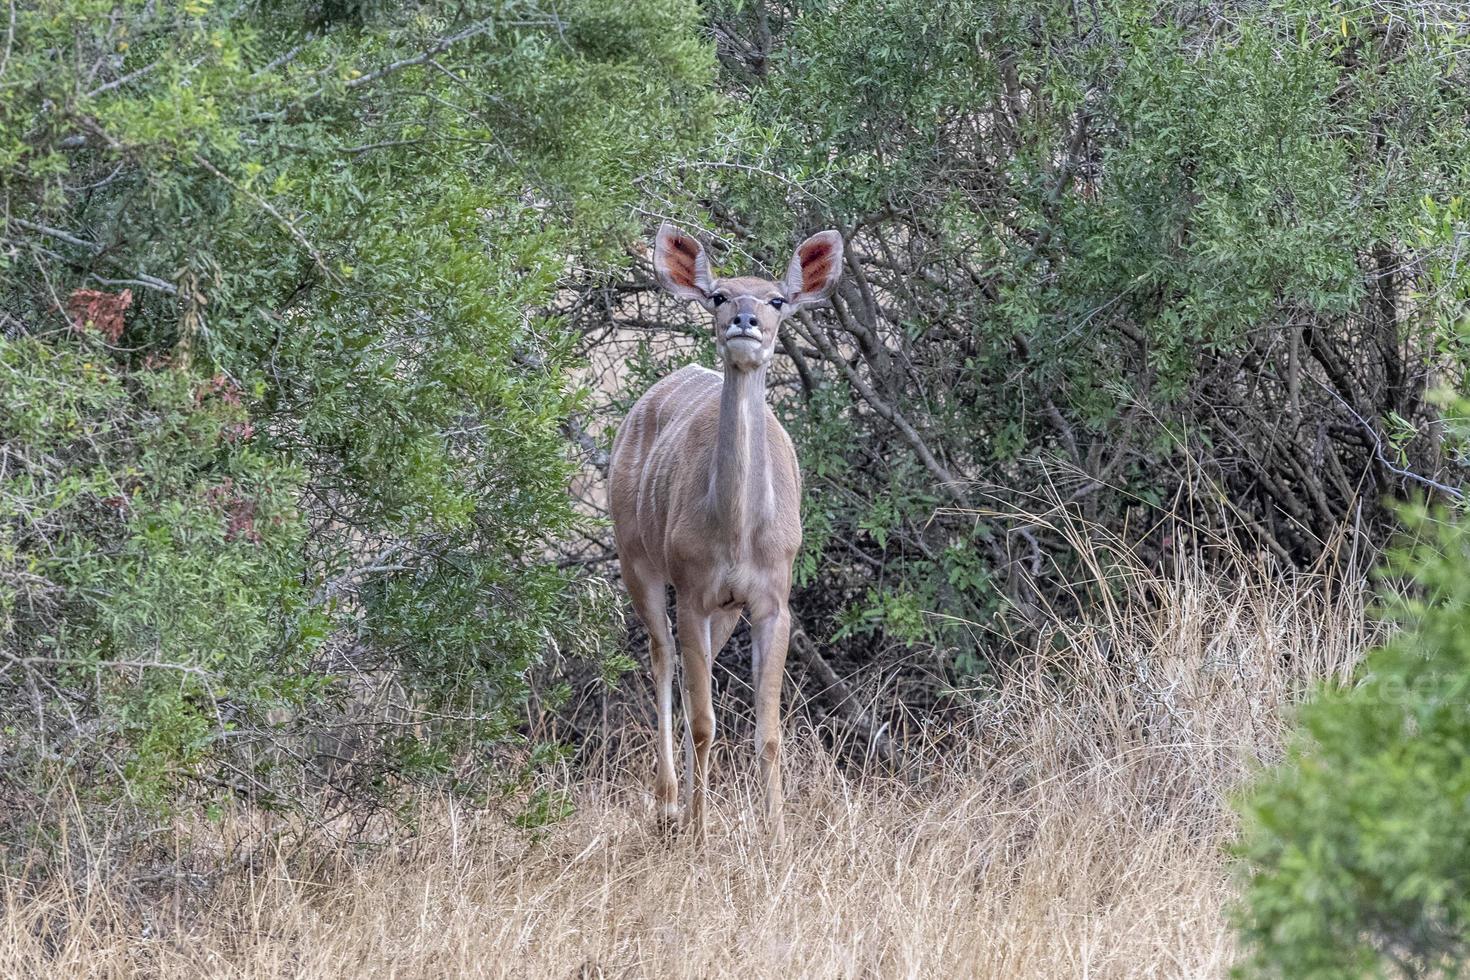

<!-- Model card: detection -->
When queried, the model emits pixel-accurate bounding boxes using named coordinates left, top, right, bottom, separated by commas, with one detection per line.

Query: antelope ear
left=653, top=223, right=715, bottom=306
left=783, top=230, right=844, bottom=308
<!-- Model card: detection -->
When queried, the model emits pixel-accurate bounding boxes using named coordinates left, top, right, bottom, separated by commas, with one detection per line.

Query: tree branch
left=192, top=152, right=336, bottom=281
left=1318, top=380, right=1463, bottom=501
left=8, top=217, right=178, bottom=294
left=794, top=312, right=970, bottom=507
left=788, top=623, right=899, bottom=771
left=345, top=19, right=499, bottom=91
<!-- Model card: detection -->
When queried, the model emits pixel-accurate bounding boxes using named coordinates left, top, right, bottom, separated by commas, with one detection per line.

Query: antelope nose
left=728, top=313, right=760, bottom=336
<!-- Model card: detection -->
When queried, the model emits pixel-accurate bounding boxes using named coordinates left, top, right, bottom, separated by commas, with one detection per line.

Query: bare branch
left=84, top=60, right=161, bottom=99
left=8, top=217, right=179, bottom=294
left=793, top=311, right=970, bottom=507
left=1318, top=381, right=1464, bottom=501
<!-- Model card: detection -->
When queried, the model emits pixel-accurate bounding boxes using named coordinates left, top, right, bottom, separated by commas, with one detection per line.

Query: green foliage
left=1236, top=483, right=1470, bottom=976
left=2, top=0, right=711, bottom=829
left=2, top=334, right=311, bottom=806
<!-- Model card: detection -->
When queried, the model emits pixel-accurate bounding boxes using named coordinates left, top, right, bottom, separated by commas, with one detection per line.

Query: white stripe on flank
left=623, top=363, right=726, bottom=557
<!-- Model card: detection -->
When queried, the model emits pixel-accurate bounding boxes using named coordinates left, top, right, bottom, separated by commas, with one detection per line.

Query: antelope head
left=653, top=223, right=845, bottom=372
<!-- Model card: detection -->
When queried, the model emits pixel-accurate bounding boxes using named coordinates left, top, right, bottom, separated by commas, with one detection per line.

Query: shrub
left=1236, top=492, right=1470, bottom=977
left=1, top=0, right=712, bottom=838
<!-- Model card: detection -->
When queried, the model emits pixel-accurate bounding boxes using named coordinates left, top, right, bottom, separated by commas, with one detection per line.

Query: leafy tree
left=1, top=0, right=711, bottom=832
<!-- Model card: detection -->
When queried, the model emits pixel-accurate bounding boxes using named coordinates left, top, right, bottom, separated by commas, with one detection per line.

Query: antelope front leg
left=680, top=606, right=742, bottom=815
left=750, top=606, right=791, bottom=839
left=625, top=570, right=679, bottom=822
left=649, top=622, right=679, bottom=823
left=676, top=598, right=716, bottom=834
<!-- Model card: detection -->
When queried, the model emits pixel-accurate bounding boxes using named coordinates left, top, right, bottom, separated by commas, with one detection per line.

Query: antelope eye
left=770, top=297, right=786, bottom=310
left=711, top=293, right=727, bottom=307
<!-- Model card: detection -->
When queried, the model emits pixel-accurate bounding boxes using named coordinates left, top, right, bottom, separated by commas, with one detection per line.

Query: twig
left=562, top=413, right=609, bottom=474
left=3, top=653, right=216, bottom=680
left=1317, top=380, right=1464, bottom=501
left=87, top=274, right=178, bottom=295
left=84, top=60, right=160, bottom=98
left=255, top=32, right=317, bottom=76
left=788, top=624, right=900, bottom=771
left=345, top=19, right=497, bottom=91
left=9, top=217, right=179, bottom=294
left=794, top=310, right=970, bottom=507
left=311, top=543, right=411, bottom=607
left=192, top=152, right=336, bottom=281
left=0, top=0, right=14, bottom=83
left=10, top=217, right=99, bottom=252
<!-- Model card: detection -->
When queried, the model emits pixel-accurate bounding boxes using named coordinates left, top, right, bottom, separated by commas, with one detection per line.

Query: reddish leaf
left=65, top=288, right=133, bottom=343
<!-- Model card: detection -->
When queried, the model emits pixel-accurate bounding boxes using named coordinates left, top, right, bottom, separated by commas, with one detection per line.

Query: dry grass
left=2, top=556, right=1373, bottom=979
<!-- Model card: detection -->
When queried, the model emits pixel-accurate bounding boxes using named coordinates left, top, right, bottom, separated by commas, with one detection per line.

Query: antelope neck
left=711, top=361, right=771, bottom=540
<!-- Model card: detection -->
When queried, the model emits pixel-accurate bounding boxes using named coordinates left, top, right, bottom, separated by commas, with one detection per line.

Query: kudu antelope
left=609, top=223, right=843, bottom=834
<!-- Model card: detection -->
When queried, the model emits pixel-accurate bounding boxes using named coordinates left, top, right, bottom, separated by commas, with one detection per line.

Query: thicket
left=562, top=0, right=1470, bottom=702
left=1, top=0, right=711, bottom=838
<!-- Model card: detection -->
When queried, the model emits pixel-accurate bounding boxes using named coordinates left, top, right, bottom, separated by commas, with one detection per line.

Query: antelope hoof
left=653, top=800, right=682, bottom=833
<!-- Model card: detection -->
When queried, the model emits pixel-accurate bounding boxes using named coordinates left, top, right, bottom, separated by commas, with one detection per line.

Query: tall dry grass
left=2, top=549, right=1374, bottom=979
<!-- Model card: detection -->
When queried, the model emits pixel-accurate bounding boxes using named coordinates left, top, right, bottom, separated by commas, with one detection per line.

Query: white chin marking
left=726, top=332, right=761, bottom=344
left=726, top=345, right=767, bottom=369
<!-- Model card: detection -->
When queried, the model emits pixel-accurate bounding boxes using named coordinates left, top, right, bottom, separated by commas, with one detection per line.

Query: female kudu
left=608, top=223, right=843, bottom=834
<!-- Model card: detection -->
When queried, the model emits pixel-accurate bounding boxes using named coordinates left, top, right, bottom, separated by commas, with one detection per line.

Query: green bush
left=1, top=0, right=712, bottom=834
left=1236, top=493, right=1470, bottom=977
